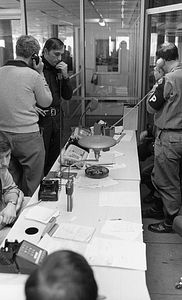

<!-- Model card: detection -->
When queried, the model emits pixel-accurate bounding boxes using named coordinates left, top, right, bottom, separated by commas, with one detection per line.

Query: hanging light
left=99, top=18, right=105, bottom=27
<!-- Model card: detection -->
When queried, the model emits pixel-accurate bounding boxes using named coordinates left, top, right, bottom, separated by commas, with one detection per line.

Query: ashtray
left=85, top=165, right=109, bottom=179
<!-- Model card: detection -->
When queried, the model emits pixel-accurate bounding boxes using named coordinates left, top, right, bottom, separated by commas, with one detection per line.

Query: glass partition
left=85, top=0, right=141, bottom=104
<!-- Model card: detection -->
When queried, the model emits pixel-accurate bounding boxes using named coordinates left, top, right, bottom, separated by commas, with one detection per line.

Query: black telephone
left=0, top=239, right=47, bottom=274
left=38, top=179, right=59, bottom=201
left=32, top=52, right=40, bottom=65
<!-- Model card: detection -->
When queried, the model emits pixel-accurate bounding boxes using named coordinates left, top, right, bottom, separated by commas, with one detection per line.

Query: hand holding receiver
left=55, top=61, right=68, bottom=78
left=154, top=58, right=165, bottom=81
left=32, top=56, right=44, bottom=74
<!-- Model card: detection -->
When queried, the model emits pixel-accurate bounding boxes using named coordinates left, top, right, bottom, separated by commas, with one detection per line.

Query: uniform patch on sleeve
left=148, top=77, right=165, bottom=110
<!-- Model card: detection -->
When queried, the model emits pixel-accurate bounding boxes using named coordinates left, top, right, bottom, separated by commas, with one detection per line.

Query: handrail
left=73, top=84, right=81, bottom=94
left=69, top=71, right=81, bottom=79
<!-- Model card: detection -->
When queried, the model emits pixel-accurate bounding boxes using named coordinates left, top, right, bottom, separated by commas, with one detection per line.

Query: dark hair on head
left=0, top=131, right=13, bottom=153
left=156, top=42, right=179, bottom=61
left=43, top=37, right=64, bottom=53
left=16, top=35, right=40, bottom=58
left=25, top=250, right=98, bottom=300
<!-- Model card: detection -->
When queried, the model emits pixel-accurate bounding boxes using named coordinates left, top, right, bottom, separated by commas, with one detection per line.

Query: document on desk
left=85, top=237, right=146, bottom=271
left=88, top=151, right=115, bottom=164
left=38, top=233, right=79, bottom=254
left=25, top=206, right=60, bottom=224
left=52, top=223, right=95, bottom=243
left=99, top=191, right=139, bottom=207
left=120, top=130, right=133, bottom=142
left=76, top=176, right=118, bottom=189
left=101, top=220, right=143, bottom=241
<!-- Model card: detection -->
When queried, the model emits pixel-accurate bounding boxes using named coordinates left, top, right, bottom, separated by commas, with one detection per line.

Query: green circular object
left=85, top=165, right=109, bottom=179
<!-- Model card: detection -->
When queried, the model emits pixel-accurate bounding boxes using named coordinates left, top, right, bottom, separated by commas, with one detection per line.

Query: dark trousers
left=7, top=131, right=45, bottom=196
left=138, top=140, right=154, bottom=191
left=39, top=112, right=63, bottom=176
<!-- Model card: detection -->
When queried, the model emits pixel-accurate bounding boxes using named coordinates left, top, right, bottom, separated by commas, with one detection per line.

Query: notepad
left=53, top=223, right=95, bottom=243
left=25, top=206, right=60, bottom=224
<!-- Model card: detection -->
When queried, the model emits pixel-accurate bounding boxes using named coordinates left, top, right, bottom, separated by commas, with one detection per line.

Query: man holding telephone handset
left=142, top=42, right=182, bottom=233
left=36, top=38, right=73, bottom=176
left=0, top=35, right=53, bottom=196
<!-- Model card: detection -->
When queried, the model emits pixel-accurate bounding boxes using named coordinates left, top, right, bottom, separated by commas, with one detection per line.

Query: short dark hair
left=0, top=131, right=13, bottom=153
left=16, top=35, right=40, bottom=58
left=43, top=37, right=64, bottom=53
left=156, top=42, right=179, bottom=61
left=25, top=250, right=98, bottom=300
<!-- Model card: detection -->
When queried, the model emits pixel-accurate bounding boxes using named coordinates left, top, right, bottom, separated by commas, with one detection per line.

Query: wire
left=110, top=89, right=153, bottom=128
left=21, top=200, right=42, bottom=212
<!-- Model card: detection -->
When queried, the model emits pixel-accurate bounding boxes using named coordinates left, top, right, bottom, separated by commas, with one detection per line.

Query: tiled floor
left=141, top=185, right=182, bottom=300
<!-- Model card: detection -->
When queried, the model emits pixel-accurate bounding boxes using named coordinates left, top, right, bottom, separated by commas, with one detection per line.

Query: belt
left=44, top=106, right=60, bottom=117
left=161, top=128, right=182, bottom=131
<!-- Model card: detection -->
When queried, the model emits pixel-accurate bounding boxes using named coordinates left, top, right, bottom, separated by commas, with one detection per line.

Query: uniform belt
left=44, top=106, right=60, bottom=117
left=161, top=128, right=182, bottom=131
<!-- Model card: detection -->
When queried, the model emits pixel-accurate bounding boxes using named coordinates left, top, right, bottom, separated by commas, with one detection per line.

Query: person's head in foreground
left=25, top=250, right=98, bottom=300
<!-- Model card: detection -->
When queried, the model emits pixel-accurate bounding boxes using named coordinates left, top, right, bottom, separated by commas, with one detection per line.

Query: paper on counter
left=87, top=151, right=115, bottom=164
left=99, top=191, right=139, bottom=207
left=38, top=233, right=79, bottom=254
left=101, top=219, right=143, bottom=241
left=76, top=176, right=118, bottom=189
left=53, top=223, right=95, bottom=243
left=85, top=237, right=146, bottom=271
left=120, top=130, right=133, bottom=142
left=25, top=206, right=60, bottom=224
left=114, top=126, right=123, bottom=134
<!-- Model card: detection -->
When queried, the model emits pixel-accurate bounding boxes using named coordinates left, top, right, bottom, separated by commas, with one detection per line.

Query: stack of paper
left=85, top=237, right=146, bottom=271
left=25, top=206, right=60, bottom=224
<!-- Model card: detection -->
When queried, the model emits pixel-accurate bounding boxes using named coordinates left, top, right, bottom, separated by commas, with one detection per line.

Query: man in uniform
left=142, top=42, right=182, bottom=233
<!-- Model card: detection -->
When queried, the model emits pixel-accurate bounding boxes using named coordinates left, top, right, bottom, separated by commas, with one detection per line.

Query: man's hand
left=35, top=106, right=49, bottom=117
left=140, top=130, right=148, bottom=142
left=55, top=61, right=68, bottom=78
left=0, top=203, right=16, bottom=226
left=15, top=190, right=24, bottom=213
left=154, top=67, right=164, bottom=81
left=32, top=57, right=44, bottom=74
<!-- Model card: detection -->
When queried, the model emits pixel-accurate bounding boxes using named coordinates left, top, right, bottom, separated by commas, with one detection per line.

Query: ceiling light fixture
left=99, top=18, right=105, bottom=27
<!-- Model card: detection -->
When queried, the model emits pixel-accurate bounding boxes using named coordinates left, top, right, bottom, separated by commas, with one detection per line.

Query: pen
left=109, top=218, right=122, bottom=221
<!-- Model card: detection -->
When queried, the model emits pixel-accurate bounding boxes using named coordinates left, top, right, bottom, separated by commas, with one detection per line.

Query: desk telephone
left=0, top=239, right=47, bottom=274
left=62, top=144, right=88, bottom=167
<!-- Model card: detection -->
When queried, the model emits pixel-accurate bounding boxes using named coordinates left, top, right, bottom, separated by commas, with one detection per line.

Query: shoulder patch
left=149, top=95, right=157, bottom=103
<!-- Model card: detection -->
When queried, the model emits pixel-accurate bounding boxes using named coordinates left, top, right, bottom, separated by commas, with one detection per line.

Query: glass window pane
left=0, top=19, right=21, bottom=66
left=149, top=0, right=182, bottom=8
left=85, top=0, right=141, bottom=102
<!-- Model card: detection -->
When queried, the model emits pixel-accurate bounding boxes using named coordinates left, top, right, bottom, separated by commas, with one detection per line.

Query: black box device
left=38, top=179, right=59, bottom=201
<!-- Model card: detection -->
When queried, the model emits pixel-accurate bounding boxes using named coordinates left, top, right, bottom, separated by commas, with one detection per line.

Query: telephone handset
left=156, top=58, right=164, bottom=72
left=32, top=52, right=40, bottom=65
left=0, top=239, right=47, bottom=274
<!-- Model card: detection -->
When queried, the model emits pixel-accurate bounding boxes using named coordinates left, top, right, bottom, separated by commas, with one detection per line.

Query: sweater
left=0, top=60, right=52, bottom=133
